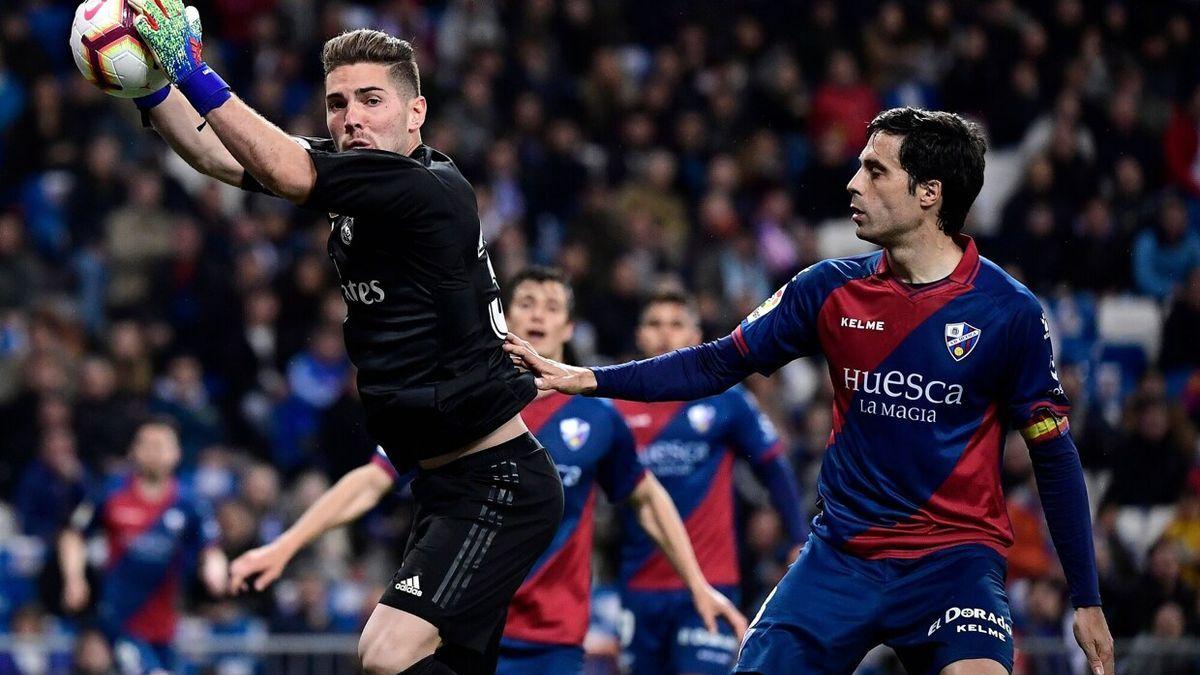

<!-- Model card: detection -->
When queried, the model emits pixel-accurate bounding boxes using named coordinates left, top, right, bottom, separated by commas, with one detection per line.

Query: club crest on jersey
left=944, top=322, right=981, bottom=361
left=559, top=418, right=591, bottom=450
left=687, top=404, right=716, bottom=434
left=339, top=218, right=354, bottom=245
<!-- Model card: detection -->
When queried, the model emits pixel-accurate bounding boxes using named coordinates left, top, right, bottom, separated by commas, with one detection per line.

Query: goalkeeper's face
left=507, top=280, right=574, bottom=363
left=846, top=131, right=929, bottom=247
left=325, top=62, right=426, bottom=154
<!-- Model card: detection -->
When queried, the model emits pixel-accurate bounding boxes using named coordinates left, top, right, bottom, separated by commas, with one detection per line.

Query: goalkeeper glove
left=131, top=0, right=229, bottom=116
left=131, top=4, right=204, bottom=111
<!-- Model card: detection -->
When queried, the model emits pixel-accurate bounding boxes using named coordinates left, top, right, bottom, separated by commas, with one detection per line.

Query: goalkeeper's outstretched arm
left=227, top=462, right=397, bottom=593
left=148, top=87, right=245, bottom=186
left=129, top=0, right=316, bottom=202
left=124, top=4, right=243, bottom=186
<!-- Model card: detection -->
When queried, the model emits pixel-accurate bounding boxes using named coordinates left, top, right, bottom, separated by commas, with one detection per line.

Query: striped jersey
left=71, top=476, right=218, bottom=643
left=732, top=236, right=1069, bottom=559
left=613, top=386, right=782, bottom=590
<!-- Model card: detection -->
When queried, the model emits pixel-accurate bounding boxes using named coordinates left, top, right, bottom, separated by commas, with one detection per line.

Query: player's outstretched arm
left=131, top=0, right=315, bottom=203
left=1008, top=297, right=1113, bottom=673
left=626, top=474, right=748, bottom=638
left=125, top=5, right=243, bottom=186
left=504, top=333, right=598, bottom=394
left=203, top=98, right=316, bottom=203
left=505, top=333, right=754, bottom=402
left=728, top=392, right=809, bottom=554
left=1073, top=606, right=1115, bottom=675
left=228, top=462, right=396, bottom=594
left=1026, top=427, right=1114, bottom=674
left=57, top=528, right=90, bottom=613
left=200, top=545, right=228, bottom=597
left=147, top=87, right=245, bottom=186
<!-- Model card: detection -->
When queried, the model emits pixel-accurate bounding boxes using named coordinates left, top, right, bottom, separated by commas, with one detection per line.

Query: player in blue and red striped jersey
left=603, top=290, right=807, bottom=675
left=506, top=108, right=1115, bottom=675
left=228, top=267, right=745, bottom=675
left=59, top=420, right=226, bottom=675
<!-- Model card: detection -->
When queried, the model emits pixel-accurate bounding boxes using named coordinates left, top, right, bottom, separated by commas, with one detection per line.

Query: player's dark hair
left=641, top=288, right=699, bottom=326
left=505, top=266, right=575, bottom=317
left=322, top=29, right=421, bottom=98
left=130, top=415, right=179, bottom=445
left=866, top=107, right=987, bottom=236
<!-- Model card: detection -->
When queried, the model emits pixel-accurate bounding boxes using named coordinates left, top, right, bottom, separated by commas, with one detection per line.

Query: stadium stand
left=1, top=0, right=1200, bottom=672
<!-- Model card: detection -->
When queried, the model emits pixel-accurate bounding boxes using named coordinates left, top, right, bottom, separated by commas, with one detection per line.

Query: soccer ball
left=69, top=0, right=167, bottom=99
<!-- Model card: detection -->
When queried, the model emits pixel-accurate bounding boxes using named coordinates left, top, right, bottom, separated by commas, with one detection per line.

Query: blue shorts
left=736, top=535, right=1013, bottom=675
left=111, top=636, right=175, bottom=675
left=622, top=587, right=741, bottom=675
left=497, top=639, right=585, bottom=675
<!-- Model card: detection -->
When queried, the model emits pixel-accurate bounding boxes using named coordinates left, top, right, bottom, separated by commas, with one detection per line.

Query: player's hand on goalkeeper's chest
left=128, top=0, right=205, bottom=84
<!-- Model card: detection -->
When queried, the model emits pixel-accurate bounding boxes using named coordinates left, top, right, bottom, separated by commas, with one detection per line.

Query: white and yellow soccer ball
left=69, top=0, right=167, bottom=98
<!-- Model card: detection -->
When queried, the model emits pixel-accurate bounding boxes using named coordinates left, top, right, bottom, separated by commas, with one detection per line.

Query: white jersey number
left=480, top=231, right=508, bottom=339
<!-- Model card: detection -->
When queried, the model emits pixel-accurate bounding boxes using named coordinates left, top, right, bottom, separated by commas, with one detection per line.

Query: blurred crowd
left=3, top=0, right=1200, bottom=672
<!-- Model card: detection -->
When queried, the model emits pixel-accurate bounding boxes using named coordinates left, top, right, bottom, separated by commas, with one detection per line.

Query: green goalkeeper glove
left=130, top=0, right=229, bottom=116
left=131, top=4, right=201, bottom=111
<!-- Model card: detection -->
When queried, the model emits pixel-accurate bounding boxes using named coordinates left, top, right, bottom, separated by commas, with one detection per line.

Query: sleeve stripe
left=731, top=326, right=750, bottom=357
left=759, top=441, right=785, bottom=464
left=371, top=446, right=401, bottom=479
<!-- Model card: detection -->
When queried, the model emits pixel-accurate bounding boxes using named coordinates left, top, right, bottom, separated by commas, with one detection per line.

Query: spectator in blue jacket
left=1133, top=193, right=1200, bottom=300
left=14, top=425, right=85, bottom=542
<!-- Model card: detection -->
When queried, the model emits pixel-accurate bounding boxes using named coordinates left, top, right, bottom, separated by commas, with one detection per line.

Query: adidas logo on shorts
left=394, top=576, right=423, bottom=597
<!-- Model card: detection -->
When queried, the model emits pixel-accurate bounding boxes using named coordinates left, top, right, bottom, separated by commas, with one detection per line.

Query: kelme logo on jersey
left=559, top=418, right=591, bottom=450
left=687, top=404, right=716, bottom=434
left=944, top=322, right=981, bottom=361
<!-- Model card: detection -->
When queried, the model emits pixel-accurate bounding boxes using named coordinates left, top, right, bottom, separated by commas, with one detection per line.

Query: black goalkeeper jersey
left=243, top=139, right=535, bottom=462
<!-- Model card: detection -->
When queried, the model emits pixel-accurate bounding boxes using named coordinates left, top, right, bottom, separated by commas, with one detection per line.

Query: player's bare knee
left=357, top=630, right=398, bottom=674
left=940, top=658, right=1008, bottom=675
left=359, top=631, right=431, bottom=674
left=359, top=605, right=440, bottom=674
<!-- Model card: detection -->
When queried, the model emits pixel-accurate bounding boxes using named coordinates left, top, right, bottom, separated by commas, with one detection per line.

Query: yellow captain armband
left=1019, top=413, right=1070, bottom=444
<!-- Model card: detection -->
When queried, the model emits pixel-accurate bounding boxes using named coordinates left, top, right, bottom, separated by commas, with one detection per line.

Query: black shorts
left=379, top=433, right=563, bottom=654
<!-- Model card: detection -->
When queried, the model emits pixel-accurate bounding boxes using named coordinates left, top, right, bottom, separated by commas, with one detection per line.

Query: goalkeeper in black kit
left=118, top=2, right=563, bottom=673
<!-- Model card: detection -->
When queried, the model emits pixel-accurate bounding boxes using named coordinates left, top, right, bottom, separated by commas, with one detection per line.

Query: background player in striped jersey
left=506, top=108, right=1115, bottom=675
left=227, top=267, right=745, bottom=675
left=59, top=420, right=226, bottom=674
left=605, top=290, right=807, bottom=675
